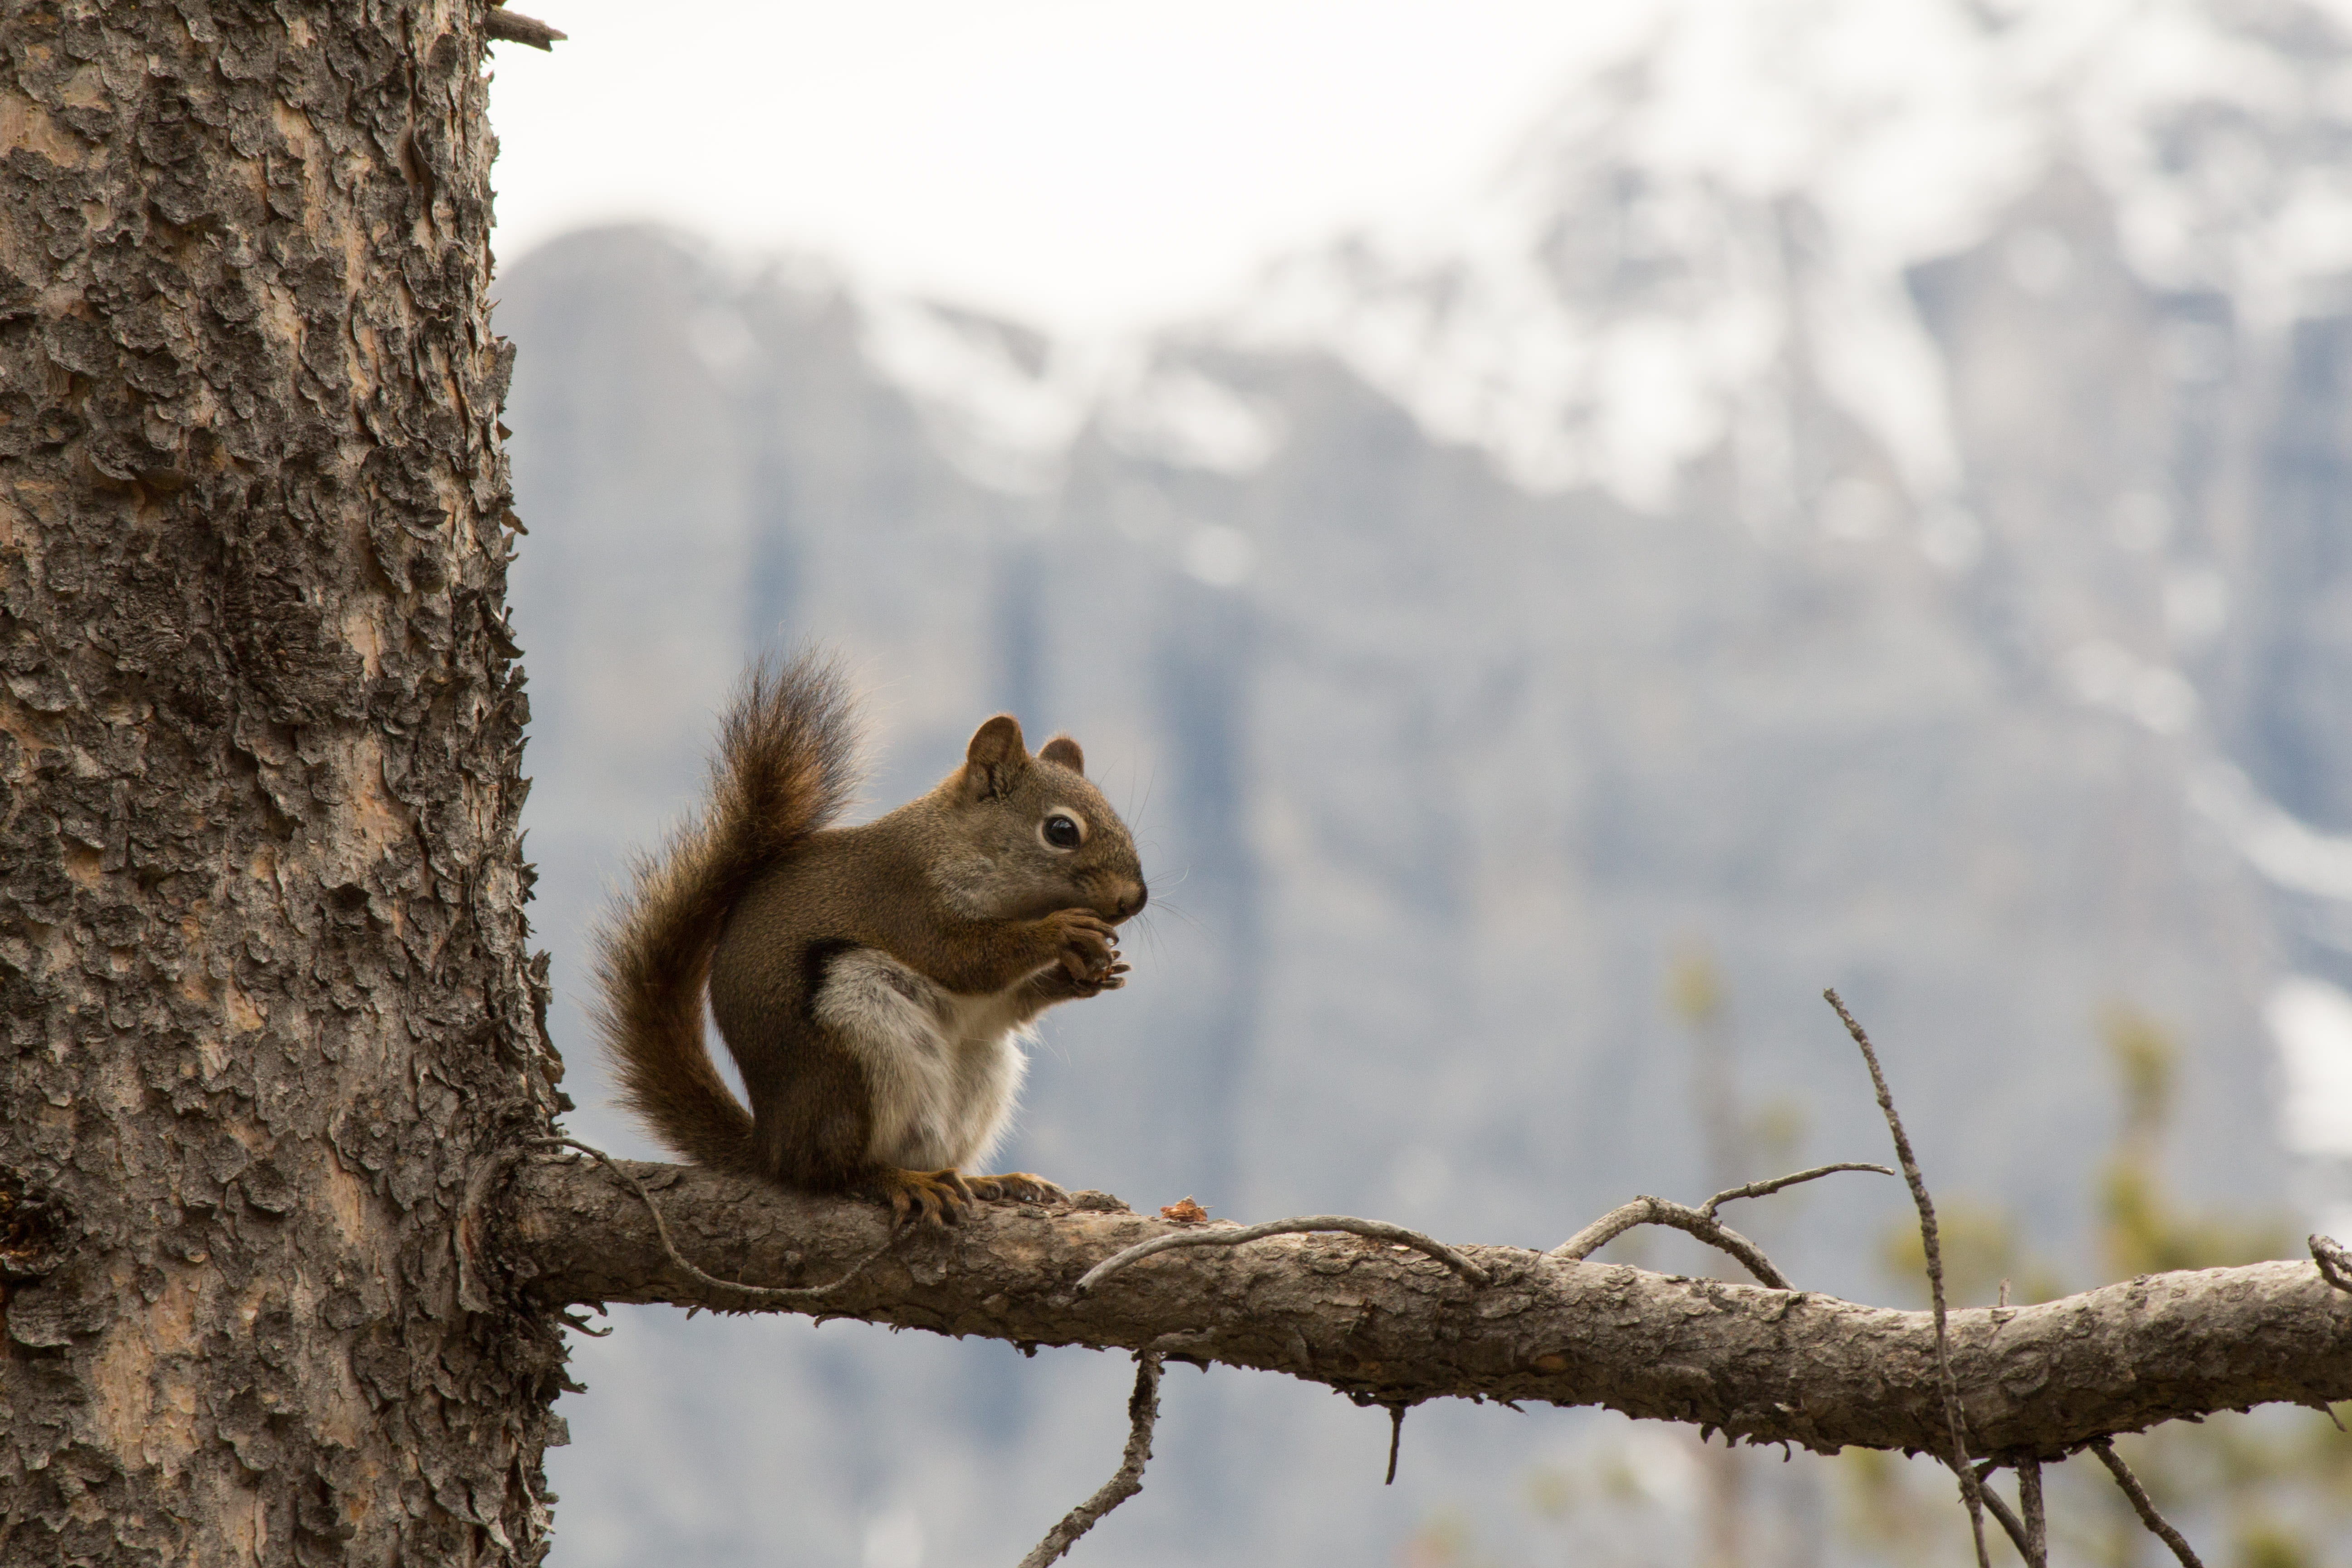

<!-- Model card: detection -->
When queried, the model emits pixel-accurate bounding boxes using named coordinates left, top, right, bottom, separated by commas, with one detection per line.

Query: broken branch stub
left=2315, top=1234, right=2352, bottom=1293
left=485, top=7, right=567, bottom=48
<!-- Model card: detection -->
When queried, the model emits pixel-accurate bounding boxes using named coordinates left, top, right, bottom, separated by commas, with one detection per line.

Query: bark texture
left=514, top=1158, right=2352, bottom=1459
left=0, top=3, right=564, bottom=1563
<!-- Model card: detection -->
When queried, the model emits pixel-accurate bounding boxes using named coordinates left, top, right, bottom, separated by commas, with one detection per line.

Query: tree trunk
left=0, top=3, right=564, bottom=1563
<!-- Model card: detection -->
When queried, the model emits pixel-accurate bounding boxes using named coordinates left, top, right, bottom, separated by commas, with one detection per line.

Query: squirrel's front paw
left=1045, top=908, right=1120, bottom=983
left=1049, top=958, right=1128, bottom=999
left=965, top=1171, right=1068, bottom=1205
left=874, top=1166, right=974, bottom=1228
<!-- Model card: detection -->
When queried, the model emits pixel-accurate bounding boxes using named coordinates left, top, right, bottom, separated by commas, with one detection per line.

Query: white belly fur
left=811, top=947, right=1035, bottom=1171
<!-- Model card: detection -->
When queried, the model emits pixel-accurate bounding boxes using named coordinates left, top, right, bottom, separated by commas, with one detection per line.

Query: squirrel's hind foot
left=965, top=1171, right=1068, bottom=1205
left=874, top=1168, right=1066, bottom=1221
left=875, top=1166, right=975, bottom=1227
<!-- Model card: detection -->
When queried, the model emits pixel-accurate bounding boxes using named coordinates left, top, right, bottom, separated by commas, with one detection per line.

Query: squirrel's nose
left=1117, top=882, right=1148, bottom=920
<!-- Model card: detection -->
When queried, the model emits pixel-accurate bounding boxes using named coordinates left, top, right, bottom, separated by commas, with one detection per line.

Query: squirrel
left=591, top=655, right=1148, bottom=1225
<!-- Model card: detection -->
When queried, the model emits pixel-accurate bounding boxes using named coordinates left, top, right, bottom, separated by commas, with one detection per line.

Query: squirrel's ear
left=961, top=715, right=1029, bottom=800
left=1039, top=735, right=1084, bottom=775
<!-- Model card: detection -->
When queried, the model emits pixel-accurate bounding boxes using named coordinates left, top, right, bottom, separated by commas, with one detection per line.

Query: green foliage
left=1877, top=1197, right=2067, bottom=1308
left=1838, top=1446, right=1951, bottom=1556
left=1666, top=948, right=1727, bottom=1031
left=2095, top=1006, right=2287, bottom=1278
left=2235, top=1523, right=2316, bottom=1568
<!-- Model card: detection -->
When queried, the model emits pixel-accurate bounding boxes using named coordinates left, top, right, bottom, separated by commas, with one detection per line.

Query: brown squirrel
left=592, top=655, right=1148, bottom=1224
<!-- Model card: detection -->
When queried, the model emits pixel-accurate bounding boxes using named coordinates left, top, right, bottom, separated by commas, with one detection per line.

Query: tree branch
left=536, top=1138, right=896, bottom=1304
left=1701, top=1162, right=1895, bottom=1212
left=1551, top=1195, right=1792, bottom=1288
left=1549, top=1164, right=1893, bottom=1289
left=502, top=1156, right=2352, bottom=1455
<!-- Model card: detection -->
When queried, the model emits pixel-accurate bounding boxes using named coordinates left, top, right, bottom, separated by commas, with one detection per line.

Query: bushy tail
left=592, top=655, right=860, bottom=1171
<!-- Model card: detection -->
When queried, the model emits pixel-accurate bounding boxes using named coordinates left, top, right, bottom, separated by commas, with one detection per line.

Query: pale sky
left=483, top=0, right=1624, bottom=333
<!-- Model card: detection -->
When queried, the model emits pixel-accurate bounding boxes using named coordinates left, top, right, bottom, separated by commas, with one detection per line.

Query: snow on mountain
left=2269, top=973, right=2352, bottom=1241
left=834, top=0, right=2352, bottom=912
left=840, top=0, right=2352, bottom=622
left=856, top=296, right=1098, bottom=493
left=852, top=294, right=1289, bottom=493
left=1226, top=0, right=2352, bottom=515
left=2195, top=760, right=2352, bottom=902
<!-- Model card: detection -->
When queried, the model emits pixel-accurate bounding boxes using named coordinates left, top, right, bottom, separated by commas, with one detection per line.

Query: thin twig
left=2090, top=1439, right=2205, bottom=1568
left=1385, top=1404, right=1406, bottom=1486
left=1966, top=1456, right=2046, bottom=1567
left=2019, top=1455, right=2048, bottom=1568
left=2313, top=1233, right=2352, bottom=1293
left=1963, top=1463, right=2031, bottom=1562
left=1700, top=1161, right=1895, bottom=1215
left=1826, top=989, right=1990, bottom=1568
left=537, top=1138, right=894, bottom=1305
left=1075, top=1215, right=1490, bottom=1294
left=1019, top=1352, right=1164, bottom=1568
left=1551, top=1196, right=1792, bottom=1288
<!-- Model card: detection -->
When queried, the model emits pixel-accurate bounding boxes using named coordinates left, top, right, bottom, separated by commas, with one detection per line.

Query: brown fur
left=592, top=657, right=861, bottom=1172
left=593, top=652, right=1147, bottom=1217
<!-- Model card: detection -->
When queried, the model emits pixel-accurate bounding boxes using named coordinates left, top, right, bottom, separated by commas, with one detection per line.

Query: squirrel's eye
left=1042, top=813, right=1083, bottom=849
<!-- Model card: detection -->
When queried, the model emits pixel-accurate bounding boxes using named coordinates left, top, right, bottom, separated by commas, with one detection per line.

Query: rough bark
left=0, top=3, right=564, bottom=1564
left=513, top=1158, right=2352, bottom=1460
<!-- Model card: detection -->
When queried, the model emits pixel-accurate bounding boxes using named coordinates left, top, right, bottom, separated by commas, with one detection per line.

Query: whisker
left=1131, top=764, right=1157, bottom=838
left=1136, top=901, right=1208, bottom=942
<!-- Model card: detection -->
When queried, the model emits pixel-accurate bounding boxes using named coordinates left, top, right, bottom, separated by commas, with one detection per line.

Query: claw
left=877, top=1166, right=975, bottom=1228
left=966, top=1171, right=1068, bottom=1205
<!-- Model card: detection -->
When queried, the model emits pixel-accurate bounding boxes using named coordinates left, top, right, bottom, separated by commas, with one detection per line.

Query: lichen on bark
left=0, top=2, right=564, bottom=1562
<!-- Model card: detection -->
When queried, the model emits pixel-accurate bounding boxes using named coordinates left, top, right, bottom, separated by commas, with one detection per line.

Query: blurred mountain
left=500, top=3, right=2352, bottom=1563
